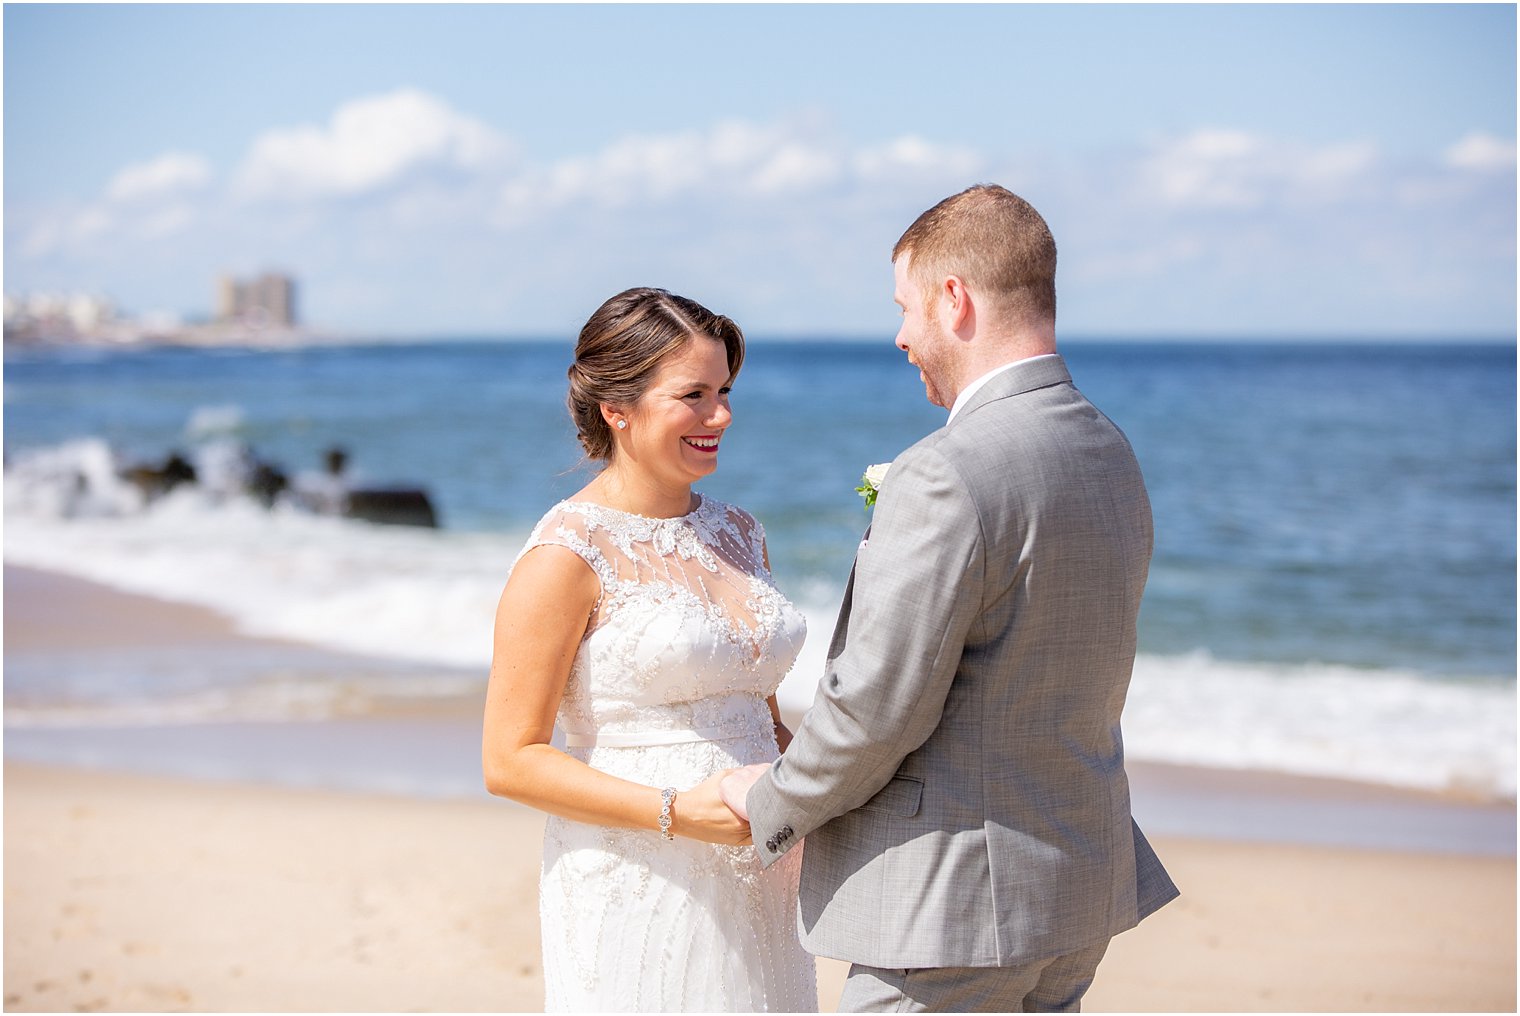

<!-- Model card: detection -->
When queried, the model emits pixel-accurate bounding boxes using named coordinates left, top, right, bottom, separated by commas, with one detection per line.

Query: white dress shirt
left=947, top=353, right=1060, bottom=423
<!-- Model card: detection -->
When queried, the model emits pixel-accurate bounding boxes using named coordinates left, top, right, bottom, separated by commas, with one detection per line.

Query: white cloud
left=1076, top=234, right=1207, bottom=283
left=1143, top=129, right=1264, bottom=208
left=1445, top=132, right=1517, bottom=172
left=493, top=120, right=980, bottom=225
left=18, top=150, right=219, bottom=257
left=1296, top=141, right=1379, bottom=191
left=1141, top=129, right=1378, bottom=210
left=19, top=204, right=115, bottom=258
left=105, top=152, right=213, bottom=203
left=137, top=204, right=196, bottom=241
left=750, top=141, right=842, bottom=195
left=8, top=105, right=1512, bottom=336
left=854, top=136, right=983, bottom=181
left=234, top=88, right=513, bottom=201
left=23, top=154, right=208, bottom=256
left=709, top=120, right=777, bottom=169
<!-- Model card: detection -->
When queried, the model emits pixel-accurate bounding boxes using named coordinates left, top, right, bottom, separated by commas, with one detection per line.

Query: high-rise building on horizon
left=216, top=272, right=297, bottom=328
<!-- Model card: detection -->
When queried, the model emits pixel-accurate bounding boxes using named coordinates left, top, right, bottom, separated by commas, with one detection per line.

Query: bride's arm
left=482, top=543, right=750, bottom=846
left=758, top=539, right=795, bottom=754
left=766, top=695, right=793, bottom=753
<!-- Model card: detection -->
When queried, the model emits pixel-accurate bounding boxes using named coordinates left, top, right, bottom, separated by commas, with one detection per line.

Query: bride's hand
left=671, top=770, right=752, bottom=846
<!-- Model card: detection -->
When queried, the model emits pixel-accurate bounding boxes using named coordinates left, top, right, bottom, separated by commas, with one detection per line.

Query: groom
left=722, top=184, right=1178, bottom=1012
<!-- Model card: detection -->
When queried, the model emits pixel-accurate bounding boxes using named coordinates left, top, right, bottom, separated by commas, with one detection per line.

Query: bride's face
left=617, top=336, right=733, bottom=487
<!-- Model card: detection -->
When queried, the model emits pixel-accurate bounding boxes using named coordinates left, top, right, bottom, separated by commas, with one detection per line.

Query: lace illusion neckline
left=563, top=494, right=712, bottom=524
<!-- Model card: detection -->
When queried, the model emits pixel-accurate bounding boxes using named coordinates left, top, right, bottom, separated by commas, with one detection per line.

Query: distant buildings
left=3, top=292, right=123, bottom=341
left=5, top=270, right=309, bottom=345
left=216, top=272, right=298, bottom=329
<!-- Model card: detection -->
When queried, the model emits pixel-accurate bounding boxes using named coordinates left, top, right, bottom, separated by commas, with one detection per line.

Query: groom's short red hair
left=893, top=184, right=1057, bottom=328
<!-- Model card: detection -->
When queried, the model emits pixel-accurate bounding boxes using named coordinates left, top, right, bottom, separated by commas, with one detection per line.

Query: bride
left=482, top=287, right=817, bottom=1012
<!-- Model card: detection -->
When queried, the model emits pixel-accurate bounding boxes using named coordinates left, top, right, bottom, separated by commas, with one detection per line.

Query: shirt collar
left=947, top=353, right=1061, bottom=423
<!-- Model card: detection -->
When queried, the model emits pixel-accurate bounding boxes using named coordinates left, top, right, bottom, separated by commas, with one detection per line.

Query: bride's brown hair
left=567, top=287, right=746, bottom=462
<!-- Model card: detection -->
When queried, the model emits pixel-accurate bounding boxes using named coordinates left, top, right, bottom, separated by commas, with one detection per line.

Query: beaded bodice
left=516, top=496, right=806, bottom=744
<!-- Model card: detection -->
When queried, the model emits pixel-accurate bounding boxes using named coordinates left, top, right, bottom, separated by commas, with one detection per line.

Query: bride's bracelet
left=658, top=787, right=677, bottom=840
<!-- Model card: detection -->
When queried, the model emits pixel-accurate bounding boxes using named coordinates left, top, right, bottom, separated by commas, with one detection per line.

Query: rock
left=118, top=441, right=441, bottom=528
left=120, top=451, right=197, bottom=500
left=343, top=488, right=439, bottom=528
left=246, top=461, right=288, bottom=508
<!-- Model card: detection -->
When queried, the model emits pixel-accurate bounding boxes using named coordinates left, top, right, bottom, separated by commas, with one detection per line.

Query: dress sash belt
left=562, top=725, right=747, bottom=748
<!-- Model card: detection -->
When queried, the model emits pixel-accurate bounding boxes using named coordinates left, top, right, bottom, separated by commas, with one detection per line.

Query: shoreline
left=5, top=563, right=1514, bottom=857
left=7, top=724, right=1514, bottom=857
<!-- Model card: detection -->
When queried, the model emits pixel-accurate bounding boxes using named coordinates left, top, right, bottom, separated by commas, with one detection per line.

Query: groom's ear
left=941, top=275, right=973, bottom=333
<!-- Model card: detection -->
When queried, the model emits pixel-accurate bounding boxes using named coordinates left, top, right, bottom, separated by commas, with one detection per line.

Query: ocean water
left=4, top=338, right=1515, bottom=799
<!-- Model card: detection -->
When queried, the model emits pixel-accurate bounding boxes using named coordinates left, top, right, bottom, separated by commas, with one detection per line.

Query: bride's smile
left=614, top=337, right=734, bottom=490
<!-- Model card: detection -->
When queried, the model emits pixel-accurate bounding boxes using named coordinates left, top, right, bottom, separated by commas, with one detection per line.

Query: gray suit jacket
left=747, top=354, right=1178, bottom=968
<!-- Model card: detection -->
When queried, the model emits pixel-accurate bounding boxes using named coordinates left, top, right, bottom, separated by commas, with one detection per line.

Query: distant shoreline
left=6, top=331, right=1517, bottom=350
left=3, top=323, right=330, bottom=349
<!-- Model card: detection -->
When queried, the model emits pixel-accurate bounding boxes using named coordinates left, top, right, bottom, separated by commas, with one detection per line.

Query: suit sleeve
left=747, top=442, right=986, bottom=865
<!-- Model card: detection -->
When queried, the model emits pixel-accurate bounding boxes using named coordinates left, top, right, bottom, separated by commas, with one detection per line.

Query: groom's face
left=893, top=254, right=954, bottom=408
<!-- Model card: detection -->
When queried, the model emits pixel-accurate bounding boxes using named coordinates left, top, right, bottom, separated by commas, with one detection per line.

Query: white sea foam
left=1124, top=651, right=1516, bottom=799
left=5, top=437, right=1514, bottom=800
left=777, top=612, right=1516, bottom=801
left=5, top=438, right=147, bottom=518
left=184, top=404, right=248, bottom=439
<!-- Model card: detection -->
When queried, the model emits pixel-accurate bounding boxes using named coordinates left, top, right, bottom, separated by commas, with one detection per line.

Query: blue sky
left=5, top=3, right=1515, bottom=339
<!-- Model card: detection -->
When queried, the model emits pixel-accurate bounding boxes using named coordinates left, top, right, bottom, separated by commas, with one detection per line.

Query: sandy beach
left=5, top=763, right=1515, bottom=1013
left=4, top=566, right=1517, bottom=1012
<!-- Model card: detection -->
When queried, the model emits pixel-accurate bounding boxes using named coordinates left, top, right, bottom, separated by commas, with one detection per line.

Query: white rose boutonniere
left=855, top=462, right=891, bottom=509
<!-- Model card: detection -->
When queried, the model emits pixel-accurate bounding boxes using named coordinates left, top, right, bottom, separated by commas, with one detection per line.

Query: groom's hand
left=673, top=770, right=753, bottom=845
left=718, top=763, right=771, bottom=821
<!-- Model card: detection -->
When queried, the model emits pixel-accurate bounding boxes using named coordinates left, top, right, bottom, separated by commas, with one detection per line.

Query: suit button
left=782, top=825, right=794, bottom=839
left=765, top=838, right=778, bottom=853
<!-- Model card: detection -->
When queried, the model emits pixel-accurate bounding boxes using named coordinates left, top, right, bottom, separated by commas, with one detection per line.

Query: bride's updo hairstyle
left=567, top=287, right=746, bottom=462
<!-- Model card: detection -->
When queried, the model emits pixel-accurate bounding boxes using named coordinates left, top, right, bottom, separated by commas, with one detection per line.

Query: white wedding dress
left=517, top=495, right=817, bottom=1013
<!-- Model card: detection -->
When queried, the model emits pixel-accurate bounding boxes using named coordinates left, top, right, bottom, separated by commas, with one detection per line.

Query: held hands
left=717, top=763, right=771, bottom=821
left=671, top=770, right=753, bottom=846
left=666, top=762, right=773, bottom=844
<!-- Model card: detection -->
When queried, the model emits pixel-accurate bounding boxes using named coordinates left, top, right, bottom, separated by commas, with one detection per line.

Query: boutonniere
left=855, top=462, right=891, bottom=509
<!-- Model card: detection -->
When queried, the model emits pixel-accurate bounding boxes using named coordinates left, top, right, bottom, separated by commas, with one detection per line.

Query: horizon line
left=296, top=331, right=1520, bottom=346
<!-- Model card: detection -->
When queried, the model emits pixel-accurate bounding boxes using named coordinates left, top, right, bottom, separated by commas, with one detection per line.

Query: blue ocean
left=4, top=338, right=1515, bottom=799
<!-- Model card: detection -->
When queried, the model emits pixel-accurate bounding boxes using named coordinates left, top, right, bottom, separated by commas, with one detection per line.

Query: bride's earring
left=616, top=420, right=627, bottom=430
